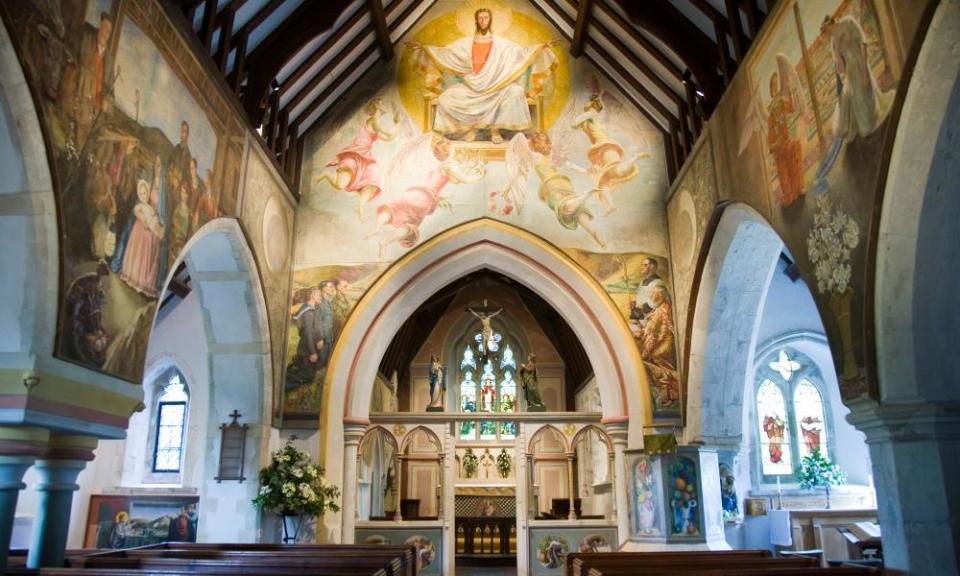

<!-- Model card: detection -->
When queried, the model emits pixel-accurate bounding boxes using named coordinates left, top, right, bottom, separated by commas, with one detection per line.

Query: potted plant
left=253, top=437, right=340, bottom=543
left=496, top=449, right=512, bottom=478
left=795, top=448, right=846, bottom=509
left=462, top=448, right=478, bottom=479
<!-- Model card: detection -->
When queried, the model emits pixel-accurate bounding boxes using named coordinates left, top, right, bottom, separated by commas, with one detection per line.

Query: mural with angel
left=289, top=1, right=670, bottom=423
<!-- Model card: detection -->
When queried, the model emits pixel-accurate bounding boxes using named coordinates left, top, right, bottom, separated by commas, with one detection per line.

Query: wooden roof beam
left=570, top=0, right=593, bottom=58
left=368, top=0, right=394, bottom=60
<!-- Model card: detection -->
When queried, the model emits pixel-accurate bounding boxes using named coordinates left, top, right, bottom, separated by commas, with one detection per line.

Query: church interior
left=0, top=0, right=957, bottom=574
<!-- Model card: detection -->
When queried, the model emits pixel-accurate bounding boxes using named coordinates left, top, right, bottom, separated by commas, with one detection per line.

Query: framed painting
left=84, top=494, right=199, bottom=548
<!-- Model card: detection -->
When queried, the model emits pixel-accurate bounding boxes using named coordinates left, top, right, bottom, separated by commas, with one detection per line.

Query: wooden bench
left=564, top=550, right=885, bottom=576
left=9, top=543, right=416, bottom=576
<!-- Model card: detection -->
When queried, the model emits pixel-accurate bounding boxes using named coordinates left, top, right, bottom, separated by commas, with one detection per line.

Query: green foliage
left=496, top=448, right=512, bottom=478
left=795, top=448, right=846, bottom=490
left=463, top=448, right=479, bottom=478
left=252, top=437, right=340, bottom=517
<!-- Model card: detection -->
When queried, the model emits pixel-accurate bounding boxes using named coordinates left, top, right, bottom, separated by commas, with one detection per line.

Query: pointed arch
left=528, top=424, right=570, bottom=454
left=399, top=425, right=442, bottom=455
left=359, top=425, right=399, bottom=454
left=571, top=424, right=613, bottom=453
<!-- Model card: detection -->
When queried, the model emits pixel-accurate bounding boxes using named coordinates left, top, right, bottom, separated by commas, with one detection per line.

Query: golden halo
left=456, top=0, right=513, bottom=37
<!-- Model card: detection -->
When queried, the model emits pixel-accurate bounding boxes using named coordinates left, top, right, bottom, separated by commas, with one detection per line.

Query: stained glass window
left=756, top=379, right=792, bottom=476
left=755, top=347, right=833, bottom=480
left=152, top=374, right=189, bottom=473
left=461, top=345, right=477, bottom=370
left=794, top=380, right=826, bottom=459
left=458, top=322, right=524, bottom=441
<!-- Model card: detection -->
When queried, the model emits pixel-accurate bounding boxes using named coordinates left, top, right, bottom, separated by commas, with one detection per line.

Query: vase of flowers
left=795, top=448, right=846, bottom=509
left=253, top=437, right=340, bottom=543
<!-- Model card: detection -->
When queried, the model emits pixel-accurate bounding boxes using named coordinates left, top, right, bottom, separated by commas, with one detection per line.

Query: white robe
left=423, top=34, right=554, bottom=132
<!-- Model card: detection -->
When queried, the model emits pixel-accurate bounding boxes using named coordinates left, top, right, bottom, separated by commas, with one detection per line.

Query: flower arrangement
left=795, top=448, right=845, bottom=509
left=462, top=448, right=478, bottom=478
left=252, top=438, right=340, bottom=518
left=496, top=449, right=512, bottom=478
left=806, top=197, right=860, bottom=295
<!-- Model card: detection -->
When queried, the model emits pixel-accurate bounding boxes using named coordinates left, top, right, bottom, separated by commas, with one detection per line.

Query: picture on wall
left=84, top=494, right=199, bottom=548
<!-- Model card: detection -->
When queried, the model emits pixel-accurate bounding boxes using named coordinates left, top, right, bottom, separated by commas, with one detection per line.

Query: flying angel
left=365, top=134, right=486, bottom=259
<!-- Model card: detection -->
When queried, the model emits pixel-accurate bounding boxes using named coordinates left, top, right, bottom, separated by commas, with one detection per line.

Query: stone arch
left=0, top=21, right=58, bottom=364
left=360, top=425, right=399, bottom=453
left=321, top=219, right=646, bottom=538
left=399, top=425, right=442, bottom=455
left=154, top=217, right=272, bottom=542
left=527, top=424, right=570, bottom=454
left=570, top=424, right=613, bottom=453
left=683, top=203, right=786, bottom=446
left=874, top=0, right=960, bottom=404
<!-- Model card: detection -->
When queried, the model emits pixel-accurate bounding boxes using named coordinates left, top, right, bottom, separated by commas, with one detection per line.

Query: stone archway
left=157, top=217, right=273, bottom=542
left=851, top=2, right=960, bottom=572
left=320, top=219, right=648, bottom=541
left=683, top=203, right=784, bottom=446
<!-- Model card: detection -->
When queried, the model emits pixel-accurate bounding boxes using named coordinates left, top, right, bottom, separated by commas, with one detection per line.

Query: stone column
left=847, top=401, right=960, bottom=575
left=27, top=435, right=97, bottom=569
left=340, top=423, right=367, bottom=544
left=394, top=454, right=404, bottom=521
left=604, top=421, right=629, bottom=542
left=0, top=427, right=49, bottom=573
left=608, top=449, right=617, bottom=522
left=565, top=453, right=577, bottom=520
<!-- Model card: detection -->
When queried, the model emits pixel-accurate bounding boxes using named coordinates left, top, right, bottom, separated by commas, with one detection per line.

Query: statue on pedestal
left=426, top=354, right=446, bottom=411
left=520, top=352, right=546, bottom=411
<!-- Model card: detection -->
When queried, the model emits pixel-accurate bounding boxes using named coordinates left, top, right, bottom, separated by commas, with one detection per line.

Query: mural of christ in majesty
left=407, top=8, right=559, bottom=144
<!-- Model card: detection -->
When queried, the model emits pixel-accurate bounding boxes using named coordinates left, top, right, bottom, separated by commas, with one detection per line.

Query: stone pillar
left=604, top=421, right=629, bottom=543
left=847, top=401, right=960, bottom=575
left=27, top=435, right=97, bottom=568
left=0, top=427, right=49, bottom=573
left=526, top=452, right=535, bottom=518
left=565, top=453, right=577, bottom=520
left=340, top=423, right=367, bottom=544
left=608, top=449, right=617, bottom=522
left=394, top=454, right=404, bottom=521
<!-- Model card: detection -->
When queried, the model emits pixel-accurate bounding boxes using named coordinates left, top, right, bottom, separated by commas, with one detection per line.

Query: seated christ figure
left=408, top=8, right=558, bottom=144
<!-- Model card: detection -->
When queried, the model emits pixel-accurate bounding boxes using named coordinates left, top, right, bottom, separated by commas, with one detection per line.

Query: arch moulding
left=318, top=219, right=649, bottom=540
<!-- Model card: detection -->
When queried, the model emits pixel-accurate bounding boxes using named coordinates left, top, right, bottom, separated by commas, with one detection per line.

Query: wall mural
left=290, top=0, right=673, bottom=424
left=238, top=146, right=295, bottom=424
left=678, top=0, right=927, bottom=402
left=2, top=0, right=241, bottom=383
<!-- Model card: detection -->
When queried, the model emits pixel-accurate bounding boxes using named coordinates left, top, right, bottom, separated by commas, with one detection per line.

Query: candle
left=776, top=476, right=783, bottom=509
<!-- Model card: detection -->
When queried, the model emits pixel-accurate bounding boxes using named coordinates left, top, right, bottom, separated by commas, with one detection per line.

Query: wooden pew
left=567, top=549, right=773, bottom=576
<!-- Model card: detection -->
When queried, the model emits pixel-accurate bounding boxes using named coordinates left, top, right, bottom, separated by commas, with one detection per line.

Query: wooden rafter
left=368, top=0, right=394, bottom=60
left=570, top=0, right=592, bottom=57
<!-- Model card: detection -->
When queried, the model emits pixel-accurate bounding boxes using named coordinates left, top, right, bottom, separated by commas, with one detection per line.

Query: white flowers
left=807, top=198, right=860, bottom=295
left=252, top=438, right=341, bottom=517
left=292, top=467, right=303, bottom=478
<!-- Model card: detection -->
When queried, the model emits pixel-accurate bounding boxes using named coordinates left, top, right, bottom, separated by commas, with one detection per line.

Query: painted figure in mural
left=519, top=353, right=546, bottom=409
left=407, top=8, right=559, bottom=144
left=88, top=157, right=117, bottom=260
left=169, top=181, right=191, bottom=260
left=490, top=131, right=605, bottom=245
left=822, top=15, right=883, bottom=141
left=800, top=415, right=823, bottom=452
left=75, top=12, right=114, bottom=147
left=634, top=457, right=657, bottom=535
left=194, top=168, right=218, bottom=228
left=316, top=98, right=402, bottom=221
left=368, top=137, right=485, bottom=258
left=763, top=414, right=786, bottom=463
left=65, top=261, right=111, bottom=367
left=427, top=354, right=446, bottom=409
left=631, top=257, right=667, bottom=327
left=639, top=286, right=679, bottom=409
left=119, top=175, right=166, bottom=297
left=766, top=55, right=806, bottom=207
left=572, top=95, right=644, bottom=216
left=286, top=287, right=325, bottom=389
left=168, top=121, right=193, bottom=192
left=467, top=306, right=502, bottom=356
left=332, top=279, right=352, bottom=337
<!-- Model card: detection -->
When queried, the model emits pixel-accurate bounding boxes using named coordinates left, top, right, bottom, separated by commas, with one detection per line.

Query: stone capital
left=846, top=400, right=960, bottom=444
